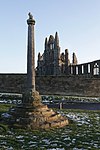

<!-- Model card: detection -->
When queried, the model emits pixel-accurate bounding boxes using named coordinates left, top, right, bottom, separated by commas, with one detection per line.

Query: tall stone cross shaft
left=27, top=13, right=35, bottom=92
left=7, top=13, right=69, bottom=130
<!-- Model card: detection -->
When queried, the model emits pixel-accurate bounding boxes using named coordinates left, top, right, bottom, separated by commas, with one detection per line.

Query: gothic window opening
left=82, top=65, right=84, bottom=74
left=50, top=44, right=54, bottom=49
left=71, top=66, right=73, bottom=74
left=50, top=44, right=52, bottom=49
left=76, top=66, right=78, bottom=75
left=88, top=64, right=90, bottom=73
left=93, top=63, right=99, bottom=75
left=53, top=43, right=54, bottom=49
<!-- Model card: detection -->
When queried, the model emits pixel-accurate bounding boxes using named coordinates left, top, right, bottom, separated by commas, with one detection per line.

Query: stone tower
left=54, top=32, right=60, bottom=75
left=72, top=52, right=78, bottom=65
left=65, top=49, right=70, bottom=74
left=41, top=32, right=60, bottom=75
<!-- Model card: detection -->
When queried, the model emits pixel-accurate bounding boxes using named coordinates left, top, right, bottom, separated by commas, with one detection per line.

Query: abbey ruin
left=37, top=32, right=78, bottom=76
left=37, top=32, right=100, bottom=77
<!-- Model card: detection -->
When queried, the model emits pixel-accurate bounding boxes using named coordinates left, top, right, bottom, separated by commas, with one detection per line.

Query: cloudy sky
left=0, top=0, right=100, bottom=73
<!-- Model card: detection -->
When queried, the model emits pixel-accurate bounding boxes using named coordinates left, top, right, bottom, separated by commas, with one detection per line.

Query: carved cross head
left=28, top=12, right=33, bottom=19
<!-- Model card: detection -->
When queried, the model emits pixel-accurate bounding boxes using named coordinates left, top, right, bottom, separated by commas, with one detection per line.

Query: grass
left=0, top=104, right=100, bottom=149
left=0, top=104, right=12, bottom=111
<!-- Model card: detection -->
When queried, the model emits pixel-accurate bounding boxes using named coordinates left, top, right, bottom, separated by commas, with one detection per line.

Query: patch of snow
left=1, top=113, right=12, bottom=118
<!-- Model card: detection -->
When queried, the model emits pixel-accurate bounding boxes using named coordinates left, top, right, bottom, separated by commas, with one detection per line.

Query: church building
left=36, top=32, right=78, bottom=75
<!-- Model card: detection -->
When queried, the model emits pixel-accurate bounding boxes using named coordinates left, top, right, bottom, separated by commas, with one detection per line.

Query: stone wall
left=0, top=74, right=100, bottom=97
left=0, top=74, right=27, bottom=93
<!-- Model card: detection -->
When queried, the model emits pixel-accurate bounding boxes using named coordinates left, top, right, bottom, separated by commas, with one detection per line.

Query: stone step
left=39, top=118, right=68, bottom=129
left=46, top=113, right=62, bottom=122
left=41, top=109, right=55, bottom=117
left=36, top=105, right=48, bottom=111
left=8, top=104, right=69, bottom=130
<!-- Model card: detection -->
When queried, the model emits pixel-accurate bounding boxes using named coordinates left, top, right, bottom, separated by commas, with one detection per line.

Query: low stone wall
left=0, top=74, right=100, bottom=97
left=36, top=75, right=100, bottom=97
left=0, top=74, right=26, bottom=93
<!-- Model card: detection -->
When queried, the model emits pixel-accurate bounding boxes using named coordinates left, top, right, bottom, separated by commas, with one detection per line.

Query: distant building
left=36, top=32, right=100, bottom=77
left=36, top=32, right=78, bottom=75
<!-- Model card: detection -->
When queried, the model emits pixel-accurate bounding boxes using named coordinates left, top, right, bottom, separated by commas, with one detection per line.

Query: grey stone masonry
left=36, top=32, right=78, bottom=76
left=27, top=12, right=35, bottom=92
left=5, top=13, right=69, bottom=130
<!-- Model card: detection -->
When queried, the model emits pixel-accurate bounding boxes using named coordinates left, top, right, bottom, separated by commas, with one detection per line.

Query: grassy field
left=0, top=104, right=100, bottom=150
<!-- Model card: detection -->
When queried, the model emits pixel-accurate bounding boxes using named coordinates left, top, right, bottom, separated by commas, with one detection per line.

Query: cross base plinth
left=6, top=91, right=69, bottom=130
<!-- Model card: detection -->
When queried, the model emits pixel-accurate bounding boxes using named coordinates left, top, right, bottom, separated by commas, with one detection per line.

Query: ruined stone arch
left=93, top=62, right=99, bottom=75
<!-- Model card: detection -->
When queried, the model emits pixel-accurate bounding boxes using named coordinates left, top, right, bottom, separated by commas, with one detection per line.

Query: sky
left=0, top=0, right=100, bottom=73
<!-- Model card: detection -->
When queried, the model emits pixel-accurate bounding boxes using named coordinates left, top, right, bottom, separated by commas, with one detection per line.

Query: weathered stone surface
left=2, top=13, right=69, bottom=130
left=22, top=90, right=43, bottom=107
left=41, top=109, right=55, bottom=117
left=8, top=103, right=69, bottom=129
left=0, top=74, right=100, bottom=97
left=7, top=90, right=69, bottom=129
left=36, top=32, right=78, bottom=76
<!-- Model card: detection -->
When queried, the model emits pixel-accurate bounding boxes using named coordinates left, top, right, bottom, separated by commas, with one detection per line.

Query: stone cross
left=27, top=12, right=35, bottom=92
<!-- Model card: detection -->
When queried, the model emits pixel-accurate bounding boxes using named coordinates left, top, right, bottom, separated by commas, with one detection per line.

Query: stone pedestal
left=8, top=91, right=69, bottom=129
